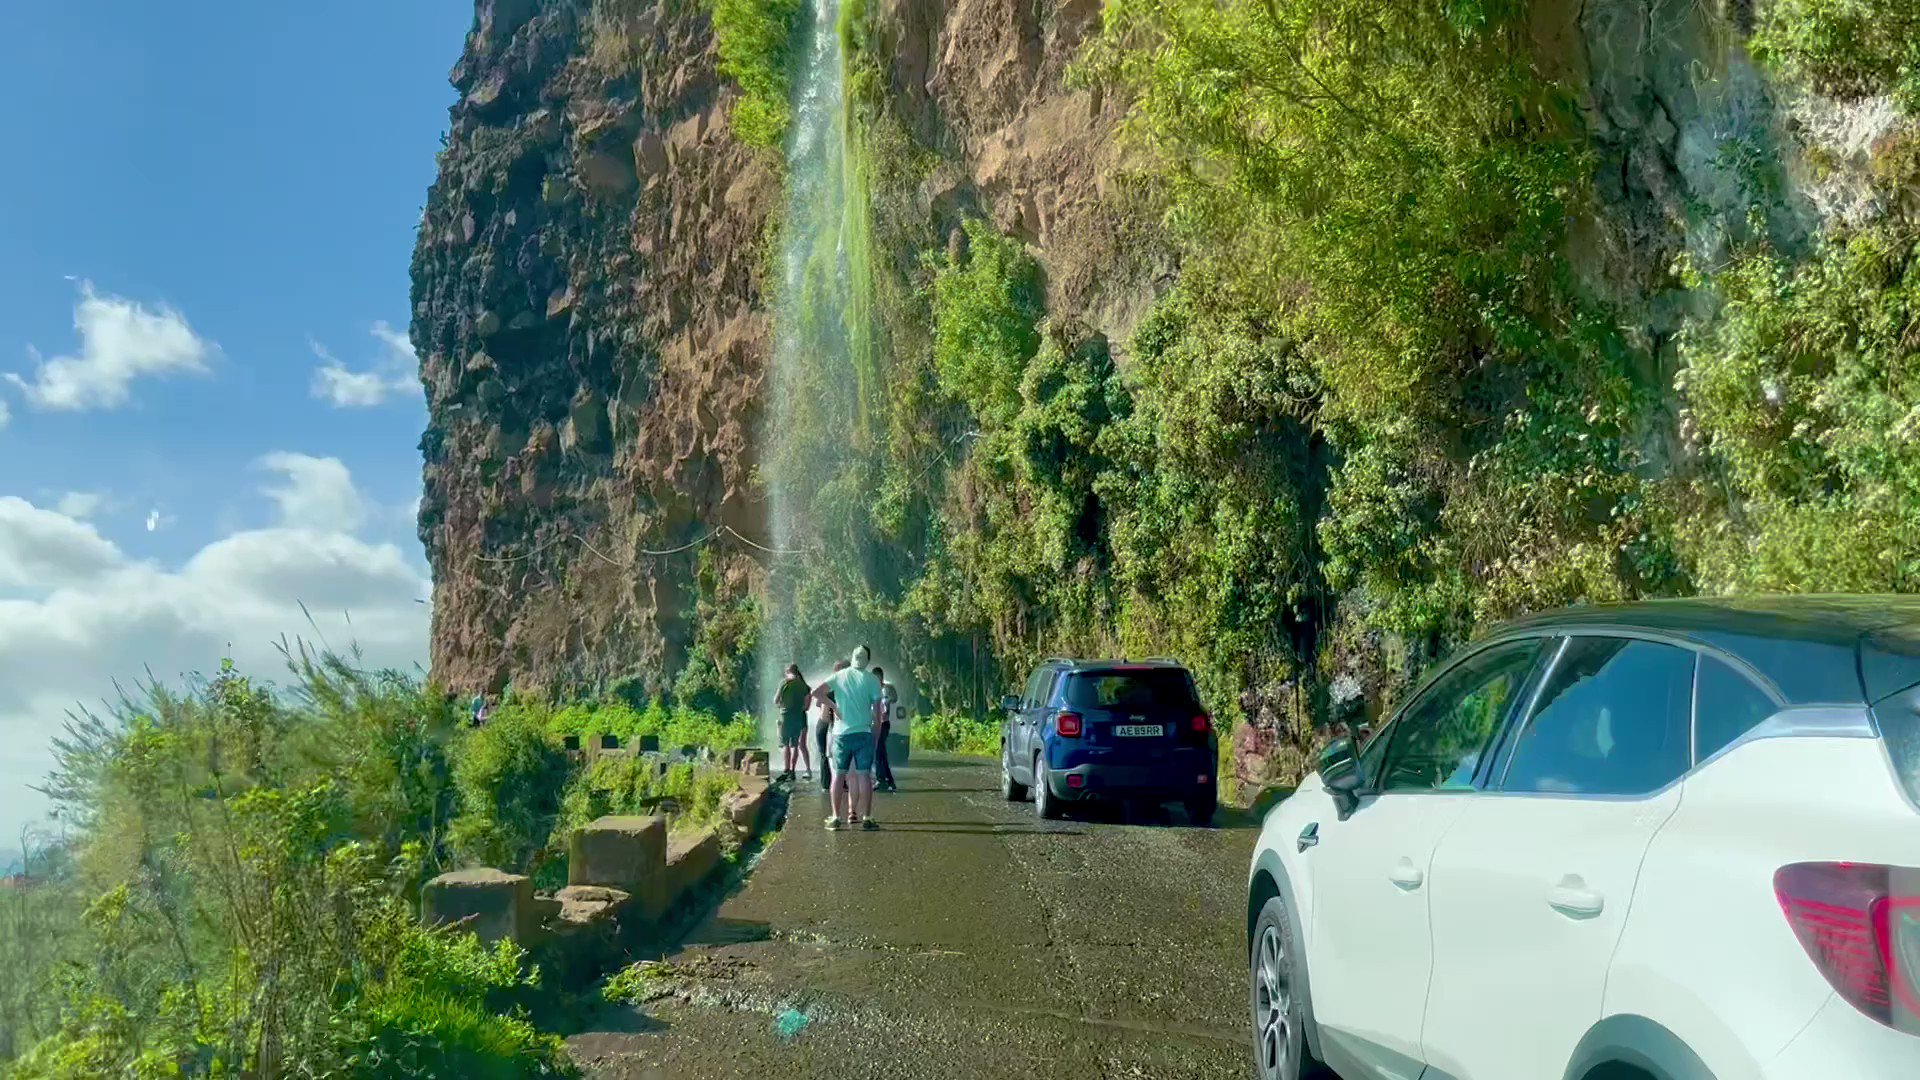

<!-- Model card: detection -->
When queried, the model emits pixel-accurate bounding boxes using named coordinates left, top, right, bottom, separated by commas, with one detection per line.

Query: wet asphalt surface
left=569, top=753, right=1261, bottom=1079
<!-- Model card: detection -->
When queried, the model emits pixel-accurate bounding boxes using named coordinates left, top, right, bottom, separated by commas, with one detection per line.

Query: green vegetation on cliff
left=1751, top=0, right=1920, bottom=110
left=719, top=0, right=1920, bottom=790
left=709, top=0, right=806, bottom=150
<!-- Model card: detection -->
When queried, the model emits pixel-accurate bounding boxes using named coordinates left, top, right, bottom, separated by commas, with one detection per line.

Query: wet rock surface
left=569, top=754, right=1258, bottom=1078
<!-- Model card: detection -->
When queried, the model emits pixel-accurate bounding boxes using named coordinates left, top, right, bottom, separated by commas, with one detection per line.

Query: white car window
left=1501, top=637, right=1693, bottom=795
left=1379, top=641, right=1541, bottom=792
left=1693, top=656, right=1779, bottom=762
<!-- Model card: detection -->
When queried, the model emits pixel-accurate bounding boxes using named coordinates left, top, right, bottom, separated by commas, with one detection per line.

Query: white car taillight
left=1775, top=862, right=1920, bottom=1032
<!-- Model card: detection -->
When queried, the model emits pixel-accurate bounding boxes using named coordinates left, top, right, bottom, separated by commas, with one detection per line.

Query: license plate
left=1114, top=724, right=1162, bottom=737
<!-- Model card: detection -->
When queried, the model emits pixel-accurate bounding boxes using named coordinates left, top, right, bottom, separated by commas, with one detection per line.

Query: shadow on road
left=584, top=1010, right=672, bottom=1035
left=877, top=822, right=1087, bottom=836
left=683, top=917, right=774, bottom=946
left=894, top=756, right=992, bottom=770
left=1047, top=801, right=1263, bottom=831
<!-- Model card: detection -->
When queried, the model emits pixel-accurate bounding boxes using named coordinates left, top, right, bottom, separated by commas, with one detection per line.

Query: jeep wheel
left=1001, top=743, right=1028, bottom=801
left=1034, top=756, right=1063, bottom=820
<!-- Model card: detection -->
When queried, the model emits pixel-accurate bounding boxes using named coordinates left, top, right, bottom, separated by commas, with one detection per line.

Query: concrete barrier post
left=569, top=815, right=668, bottom=909
left=422, top=868, right=535, bottom=946
left=664, top=829, right=723, bottom=910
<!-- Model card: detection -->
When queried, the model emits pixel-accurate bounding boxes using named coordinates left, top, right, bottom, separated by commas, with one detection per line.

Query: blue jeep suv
left=999, top=658, right=1219, bottom=824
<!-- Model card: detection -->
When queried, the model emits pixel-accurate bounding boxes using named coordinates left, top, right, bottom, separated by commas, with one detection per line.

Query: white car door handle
left=1549, top=884, right=1605, bottom=918
left=1388, top=862, right=1424, bottom=890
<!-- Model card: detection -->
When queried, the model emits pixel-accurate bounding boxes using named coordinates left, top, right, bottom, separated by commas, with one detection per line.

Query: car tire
left=1034, top=756, right=1064, bottom=820
left=1001, top=742, right=1028, bottom=802
left=1250, top=894, right=1321, bottom=1080
left=1186, top=793, right=1217, bottom=827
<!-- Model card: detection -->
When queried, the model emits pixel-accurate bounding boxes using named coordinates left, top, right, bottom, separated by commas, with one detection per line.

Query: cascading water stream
left=758, top=0, right=875, bottom=732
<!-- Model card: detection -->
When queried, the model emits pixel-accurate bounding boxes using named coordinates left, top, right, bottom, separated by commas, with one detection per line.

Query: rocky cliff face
left=413, top=0, right=778, bottom=696
left=413, top=0, right=1163, bottom=697
left=876, top=0, right=1169, bottom=343
left=414, top=0, right=1865, bottom=704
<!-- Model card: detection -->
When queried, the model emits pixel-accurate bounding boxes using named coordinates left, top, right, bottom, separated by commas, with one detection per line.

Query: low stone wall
left=421, top=760, right=781, bottom=969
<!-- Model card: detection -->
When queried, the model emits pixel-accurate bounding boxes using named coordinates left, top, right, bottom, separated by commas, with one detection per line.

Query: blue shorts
left=833, top=731, right=875, bottom=774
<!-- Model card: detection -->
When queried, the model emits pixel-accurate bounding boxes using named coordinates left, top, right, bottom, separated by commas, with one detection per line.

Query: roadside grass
left=910, top=712, right=1000, bottom=757
left=0, top=645, right=769, bottom=1076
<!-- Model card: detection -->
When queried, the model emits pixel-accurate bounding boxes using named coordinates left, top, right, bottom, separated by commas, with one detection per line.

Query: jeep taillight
left=1055, top=712, right=1082, bottom=737
left=1190, top=714, right=1211, bottom=734
left=1775, top=862, right=1920, bottom=1031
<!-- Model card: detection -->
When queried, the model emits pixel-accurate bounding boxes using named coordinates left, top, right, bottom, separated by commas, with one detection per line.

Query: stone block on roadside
left=662, top=829, right=723, bottom=910
left=540, top=885, right=636, bottom=988
left=553, top=884, right=633, bottom=929
left=568, top=815, right=667, bottom=899
left=723, top=788, right=769, bottom=835
left=742, top=748, right=770, bottom=773
left=421, top=868, right=534, bottom=946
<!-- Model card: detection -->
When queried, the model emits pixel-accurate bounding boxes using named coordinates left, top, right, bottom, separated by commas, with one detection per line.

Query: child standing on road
left=815, top=660, right=848, bottom=794
left=871, top=666, right=899, bottom=793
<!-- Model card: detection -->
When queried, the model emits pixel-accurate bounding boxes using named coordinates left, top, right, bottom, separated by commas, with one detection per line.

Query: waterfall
left=759, top=0, right=875, bottom=732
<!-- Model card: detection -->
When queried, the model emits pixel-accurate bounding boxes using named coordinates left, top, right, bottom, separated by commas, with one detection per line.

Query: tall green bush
left=447, top=703, right=571, bottom=872
left=710, top=0, right=805, bottom=150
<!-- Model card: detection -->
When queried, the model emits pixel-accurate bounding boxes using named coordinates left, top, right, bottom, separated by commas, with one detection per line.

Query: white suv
left=1247, top=597, right=1920, bottom=1080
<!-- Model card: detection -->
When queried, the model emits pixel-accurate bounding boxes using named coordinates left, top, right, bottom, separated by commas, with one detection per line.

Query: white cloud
left=258, top=452, right=367, bottom=532
left=309, top=321, right=419, bottom=408
left=54, top=491, right=106, bottom=520
left=371, top=321, right=416, bottom=365
left=0, top=497, right=125, bottom=588
left=0, top=399, right=9, bottom=430
left=312, top=361, right=396, bottom=408
left=0, top=466, right=430, bottom=841
left=6, top=282, right=214, bottom=411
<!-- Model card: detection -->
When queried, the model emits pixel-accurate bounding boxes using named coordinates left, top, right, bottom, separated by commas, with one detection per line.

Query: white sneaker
left=825, top=816, right=844, bottom=830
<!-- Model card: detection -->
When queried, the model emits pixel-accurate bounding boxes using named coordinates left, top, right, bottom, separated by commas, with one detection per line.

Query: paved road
left=570, top=753, right=1261, bottom=1079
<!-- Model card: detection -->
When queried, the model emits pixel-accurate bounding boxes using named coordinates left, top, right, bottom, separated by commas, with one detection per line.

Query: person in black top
left=871, top=666, right=899, bottom=792
left=773, top=664, right=811, bottom=782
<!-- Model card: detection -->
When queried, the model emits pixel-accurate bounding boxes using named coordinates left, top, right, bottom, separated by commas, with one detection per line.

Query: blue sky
left=0, top=0, right=473, bottom=842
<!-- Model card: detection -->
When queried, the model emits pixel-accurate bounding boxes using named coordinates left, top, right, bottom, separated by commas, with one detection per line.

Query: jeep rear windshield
left=1063, top=669, right=1200, bottom=712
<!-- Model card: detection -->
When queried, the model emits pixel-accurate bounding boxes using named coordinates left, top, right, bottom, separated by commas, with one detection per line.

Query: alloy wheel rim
left=1255, top=923, right=1292, bottom=1076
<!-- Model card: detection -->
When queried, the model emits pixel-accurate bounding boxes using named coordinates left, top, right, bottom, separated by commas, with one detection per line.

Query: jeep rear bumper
left=1045, top=761, right=1216, bottom=802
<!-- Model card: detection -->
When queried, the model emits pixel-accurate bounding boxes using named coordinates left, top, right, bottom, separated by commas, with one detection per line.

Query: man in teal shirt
left=810, top=644, right=886, bottom=830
